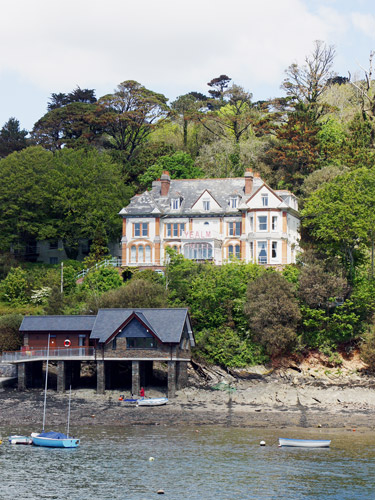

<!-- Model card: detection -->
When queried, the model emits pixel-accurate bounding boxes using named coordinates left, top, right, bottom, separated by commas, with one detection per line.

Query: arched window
left=228, top=245, right=234, bottom=258
left=138, top=245, right=144, bottom=263
left=235, top=244, right=240, bottom=259
left=130, top=245, right=137, bottom=263
left=145, top=245, right=151, bottom=262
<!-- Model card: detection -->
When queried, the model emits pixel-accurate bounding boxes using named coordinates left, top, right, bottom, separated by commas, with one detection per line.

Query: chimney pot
left=245, top=169, right=254, bottom=195
left=160, top=171, right=170, bottom=197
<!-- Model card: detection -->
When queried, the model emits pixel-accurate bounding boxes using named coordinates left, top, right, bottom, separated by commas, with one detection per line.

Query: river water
left=1, top=425, right=374, bottom=499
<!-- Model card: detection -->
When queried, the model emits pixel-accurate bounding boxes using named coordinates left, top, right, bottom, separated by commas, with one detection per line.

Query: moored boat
left=137, top=397, right=168, bottom=406
left=278, top=438, right=331, bottom=448
left=32, top=431, right=80, bottom=448
left=8, top=435, right=32, bottom=445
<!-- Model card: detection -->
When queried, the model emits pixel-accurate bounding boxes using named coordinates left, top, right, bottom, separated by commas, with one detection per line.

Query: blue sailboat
left=32, top=336, right=80, bottom=449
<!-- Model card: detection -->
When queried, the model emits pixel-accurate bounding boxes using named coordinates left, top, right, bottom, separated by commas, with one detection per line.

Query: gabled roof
left=120, top=176, right=298, bottom=216
left=20, top=315, right=96, bottom=332
left=90, top=308, right=191, bottom=344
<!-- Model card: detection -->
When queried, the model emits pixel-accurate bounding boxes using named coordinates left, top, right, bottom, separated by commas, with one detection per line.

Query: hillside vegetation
left=1, top=42, right=375, bottom=369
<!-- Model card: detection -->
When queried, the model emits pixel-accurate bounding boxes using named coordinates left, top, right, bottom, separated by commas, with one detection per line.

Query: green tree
left=81, top=267, right=123, bottom=294
left=0, top=314, right=23, bottom=352
left=139, top=151, right=204, bottom=188
left=0, top=267, right=29, bottom=304
left=0, top=118, right=28, bottom=158
left=0, top=146, right=53, bottom=253
left=46, top=148, right=131, bottom=259
left=0, top=147, right=131, bottom=258
left=194, top=327, right=267, bottom=368
left=97, top=80, right=169, bottom=165
left=302, top=168, right=375, bottom=281
left=265, top=109, right=321, bottom=190
left=244, top=272, right=301, bottom=356
left=32, top=102, right=102, bottom=150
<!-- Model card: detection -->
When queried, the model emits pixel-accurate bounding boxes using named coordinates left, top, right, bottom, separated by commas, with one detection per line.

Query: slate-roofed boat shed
left=17, top=308, right=194, bottom=397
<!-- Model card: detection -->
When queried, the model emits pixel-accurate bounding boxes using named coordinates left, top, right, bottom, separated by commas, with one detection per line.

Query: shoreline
left=1, top=375, right=375, bottom=430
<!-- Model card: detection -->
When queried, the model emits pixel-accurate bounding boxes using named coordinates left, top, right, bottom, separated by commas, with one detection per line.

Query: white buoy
left=149, top=457, right=155, bottom=461
left=260, top=440, right=266, bottom=446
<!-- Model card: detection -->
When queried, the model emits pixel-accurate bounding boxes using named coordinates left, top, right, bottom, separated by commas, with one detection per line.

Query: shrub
left=244, top=272, right=301, bottom=356
left=84, top=278, right=168, bottom=314
left=0, top=314, right=23, bottom=352
left=360, top=324, right=375, bottom=370
left=0, top=267, right=29, bottom=304
left=81, top=267, right=123, bottom=294
left=194, top=327, right=268, bottom=368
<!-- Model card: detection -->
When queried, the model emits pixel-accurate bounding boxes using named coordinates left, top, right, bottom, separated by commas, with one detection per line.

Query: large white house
left=119, top=170, right=300, bottom=268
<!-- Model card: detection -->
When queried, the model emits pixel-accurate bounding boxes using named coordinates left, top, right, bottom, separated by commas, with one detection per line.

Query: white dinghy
left=137, top=397, right=168, bottom=406
left=279, top=438, right=331, bottom=448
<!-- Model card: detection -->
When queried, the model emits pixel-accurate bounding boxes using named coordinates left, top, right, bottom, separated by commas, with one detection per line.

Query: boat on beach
left=278, top=438, right=331, bottom=448
left=137, top=397, right=168, bottom=406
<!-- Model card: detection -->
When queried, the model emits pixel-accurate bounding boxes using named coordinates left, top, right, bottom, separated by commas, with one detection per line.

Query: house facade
left=17, top=308, right=194, bottom=397
left=119, top=170, right=300, bottom=269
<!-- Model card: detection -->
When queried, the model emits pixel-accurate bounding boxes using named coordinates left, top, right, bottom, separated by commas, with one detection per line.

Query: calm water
left=1, top=426, right=374, bottom=499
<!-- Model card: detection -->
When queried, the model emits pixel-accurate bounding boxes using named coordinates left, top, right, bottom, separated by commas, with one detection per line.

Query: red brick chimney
left=160, top=171, right=170, bottom=197
left=245, top=169, right=254, bottom=195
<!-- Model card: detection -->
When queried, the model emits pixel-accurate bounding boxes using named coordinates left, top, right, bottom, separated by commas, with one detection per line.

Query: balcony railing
left=2, top=347, right=95, bottom=363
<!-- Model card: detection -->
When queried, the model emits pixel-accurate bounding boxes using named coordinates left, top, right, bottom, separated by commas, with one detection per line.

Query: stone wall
left=0, top=363, right=17, bottom=377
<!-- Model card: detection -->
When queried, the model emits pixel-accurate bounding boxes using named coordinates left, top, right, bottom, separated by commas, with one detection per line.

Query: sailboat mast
left=42, top=334, right=50, bottom=431
left=66, top=385, right=72, bottom=438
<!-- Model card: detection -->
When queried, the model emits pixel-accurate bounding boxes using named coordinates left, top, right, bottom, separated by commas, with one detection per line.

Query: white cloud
left=351, top=12, right=375, bottom=39
left=0, top=0, right=337, bottom=96
left=1, top=0, right=375, bottom=128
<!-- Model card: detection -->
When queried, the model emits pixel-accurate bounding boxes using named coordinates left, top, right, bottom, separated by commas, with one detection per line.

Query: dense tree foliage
left=2, top=45, right=375, bottom=368
left=0, top=146, right=132, bottom=258
left=0, top=118, right=28, bottom=158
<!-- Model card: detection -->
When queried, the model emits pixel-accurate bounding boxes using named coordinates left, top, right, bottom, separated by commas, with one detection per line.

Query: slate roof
left=20, top=315, right=96, bottom=332
left=90, top=308, right=191, bottom=344
left=120, top=177, right=270, bottom=216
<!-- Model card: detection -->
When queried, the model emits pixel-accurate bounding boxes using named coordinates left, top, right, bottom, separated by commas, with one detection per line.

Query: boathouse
left=13, top=308, right=194, bottom=397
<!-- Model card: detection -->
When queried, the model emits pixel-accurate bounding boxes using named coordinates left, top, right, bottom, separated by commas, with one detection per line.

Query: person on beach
left=140, top=387, right=145, bottom=398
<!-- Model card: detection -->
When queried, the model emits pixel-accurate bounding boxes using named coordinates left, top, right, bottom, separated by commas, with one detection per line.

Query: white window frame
left=258, top=215, right=267, bottom=232
left=229, top=196, right=238, bottom=208
left=203, top=200, right=210, bottom=211
left=171, top=198, right=180, bottom=210
left=261, top=193, right=268, bottom=207
left=258, top=241, right=267, bottom=264
left=228, top=221, right=241, bottom=236
left=271, top=241, right=277, bottom=259
left=272, top=216, right=278, bottom=231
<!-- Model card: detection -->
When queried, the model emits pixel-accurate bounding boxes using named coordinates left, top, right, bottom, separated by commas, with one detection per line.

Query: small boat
left=137, top=397, right=168, bottom=406
left=8, top=435, right=32, bottom=445
left=278, top=438, right=331, bottom=448
left=32, top=431, right=79, bottom=448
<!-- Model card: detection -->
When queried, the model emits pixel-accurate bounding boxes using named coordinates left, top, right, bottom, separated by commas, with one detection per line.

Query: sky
left=1, top=0, right=375, bottom=131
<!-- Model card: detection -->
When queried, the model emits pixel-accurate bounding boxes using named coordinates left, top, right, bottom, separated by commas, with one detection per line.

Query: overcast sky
left=1, top=0, right=375, bottom=131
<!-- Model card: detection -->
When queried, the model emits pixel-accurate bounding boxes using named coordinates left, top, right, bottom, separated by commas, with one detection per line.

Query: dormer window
left=261, top=193, right=268, bottom=207
left=229, top=196, right=238, bottom=209
left=203, top=200, right=210, bottom=211
left=171, top=198, right=180, bottom=210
